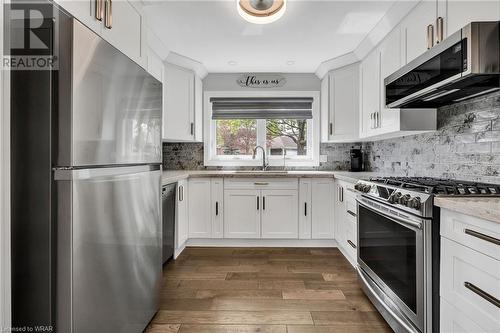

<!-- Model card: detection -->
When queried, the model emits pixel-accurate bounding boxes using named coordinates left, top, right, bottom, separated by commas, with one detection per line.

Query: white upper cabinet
left=163, top=63, right=203, bottom=142
left=100, top=0, right=142, bottom=65
left=360, top=48, right=380, bottom=139
left=54, top=0, right=146, bottom=68
left=321, top=64, right=360, bottom=143
left=439, top=0, right=500, bottom=38
left=400, top=0, right=437, bottom=64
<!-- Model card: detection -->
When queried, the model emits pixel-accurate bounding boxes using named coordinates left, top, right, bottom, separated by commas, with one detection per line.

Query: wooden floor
left=144, top=247, right=393, bottom=333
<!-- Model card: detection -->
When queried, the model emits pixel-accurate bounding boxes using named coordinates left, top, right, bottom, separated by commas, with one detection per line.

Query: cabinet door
left=147, top=49, right=164, bottom=83
left=379, top=26, right=402, bottom=133
left=261, top=190, right=299, bottom=239
left=299, top=179, right=312, bottom=239
left=224, top=189, right=261, bottom=238
left=194, top=75, right=203, bottom=142
left=320, top=74, right=330, bottom=142
left=188, top=178, right=212, bottom=238
left=360, top=49, right=380, bottom=138
left=311, top=180, right=335, bottom=239
left=54, top=0, right=102, bottom=34
left=100, top=0, right=142, bottom=64
left=164, top=64, right=194, bottom=141
left=401, top=1, right=437, bottom=64
left=176, top=180, right=188, bottom=247
left=211, top=178, right=224, bottom=239
left=441, top=0, right=500, bottom=38
left=330, top=65, right=359, bottom=141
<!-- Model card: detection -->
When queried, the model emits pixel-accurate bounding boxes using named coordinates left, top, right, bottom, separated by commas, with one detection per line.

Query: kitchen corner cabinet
left=299, top=179, right=335, bottom=240
left=188, top=178, right=224, bottom=239
left=321, top=64, right=360, bottom=143
left=176, top=179, right=188, bottom=249
left=163, top=63, right=203, bottom=142
left=54, top=0, right=146, bottom=68
left=360, top=26, right=436, bottom=140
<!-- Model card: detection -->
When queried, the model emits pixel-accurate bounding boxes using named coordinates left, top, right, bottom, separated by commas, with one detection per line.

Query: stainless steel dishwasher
left=162, top=183, right=176, bottom=263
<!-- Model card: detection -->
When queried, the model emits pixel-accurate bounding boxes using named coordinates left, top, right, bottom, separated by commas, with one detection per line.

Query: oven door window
left=358, top=205, right=417, bottom=313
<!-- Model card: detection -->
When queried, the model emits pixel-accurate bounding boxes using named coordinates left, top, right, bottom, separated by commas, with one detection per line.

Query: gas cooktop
left=366, top=176, right=500, bottom=196
left=354, top=176, right=500, bottom=218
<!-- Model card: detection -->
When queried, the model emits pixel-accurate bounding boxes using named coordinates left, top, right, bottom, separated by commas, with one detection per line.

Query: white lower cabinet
left=261, top=190, right=299, bottom=239
left=176, top=179, right=188, bottom=251
left=311, top=180, right=335, bottom=239
left=298, top=179, right=335, bottom=240
left=224, top=189, right=261, bottom=239
left=440, top=209, right=500, bottom=333
left=334, top=179, right=357, bottom=266
left=188, top=178, right=212, bottom=238
left=188, top=177, right=224, bottom=239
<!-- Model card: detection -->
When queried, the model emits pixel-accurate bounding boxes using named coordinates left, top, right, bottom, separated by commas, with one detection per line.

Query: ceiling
left=144, top=1, right=397, bottom=73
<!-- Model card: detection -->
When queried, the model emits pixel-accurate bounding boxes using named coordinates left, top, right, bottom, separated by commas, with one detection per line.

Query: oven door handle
left=356, top=198, right=423, bottom=230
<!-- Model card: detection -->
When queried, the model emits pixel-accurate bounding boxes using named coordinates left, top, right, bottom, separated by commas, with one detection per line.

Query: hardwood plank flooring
left=144, top=247, right=393, bottom=333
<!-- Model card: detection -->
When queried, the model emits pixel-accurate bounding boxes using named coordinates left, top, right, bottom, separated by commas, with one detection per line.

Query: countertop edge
left=434, top=197, right=500, bottom=224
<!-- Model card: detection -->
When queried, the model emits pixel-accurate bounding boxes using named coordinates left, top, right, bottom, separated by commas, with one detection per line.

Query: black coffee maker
left=350, top=146, right=364, bottom=172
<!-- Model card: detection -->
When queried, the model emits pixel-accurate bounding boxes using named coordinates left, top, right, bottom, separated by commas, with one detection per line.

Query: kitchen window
left=204, top=92, right=320, bottom=167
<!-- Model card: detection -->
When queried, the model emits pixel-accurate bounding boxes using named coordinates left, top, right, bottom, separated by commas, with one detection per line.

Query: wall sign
left=237, top=74, right=286, bottom=88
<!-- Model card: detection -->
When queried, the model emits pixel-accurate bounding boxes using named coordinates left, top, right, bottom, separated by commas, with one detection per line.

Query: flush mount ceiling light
left=237, top=0, right=286, bottom=25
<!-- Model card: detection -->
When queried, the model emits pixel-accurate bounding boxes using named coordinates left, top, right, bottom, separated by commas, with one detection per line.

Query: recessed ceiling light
left=286, top=60, right=295, bottom=66
left=228, top=61, right=237, bottom=66
left=237, top=0, right=286, bottom=25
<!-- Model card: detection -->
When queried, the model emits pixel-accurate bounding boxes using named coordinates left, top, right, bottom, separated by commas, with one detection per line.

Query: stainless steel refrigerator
left=10, top=2, right=163, bottom=332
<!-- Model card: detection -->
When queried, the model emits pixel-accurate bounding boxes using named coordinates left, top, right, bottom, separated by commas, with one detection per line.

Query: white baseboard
left=185, top=238, right=339, bottom=248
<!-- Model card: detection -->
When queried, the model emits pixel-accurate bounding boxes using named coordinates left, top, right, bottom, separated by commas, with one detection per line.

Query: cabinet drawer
left=441, top=298, right=486, bottom=333
left=224, top=178, right=298, bottom=190
left=441, top=209, right=500, bottom=260
left=440, top=238, right=500, bottom=332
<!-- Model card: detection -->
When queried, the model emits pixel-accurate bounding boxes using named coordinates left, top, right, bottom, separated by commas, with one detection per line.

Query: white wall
left=1, top=0, right=11, bottom=327
left=203, top=73, right=320, bottom=92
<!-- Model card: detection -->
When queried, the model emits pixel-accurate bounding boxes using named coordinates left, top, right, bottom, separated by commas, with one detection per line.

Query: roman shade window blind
left=210, top=97, right=313, bottom=120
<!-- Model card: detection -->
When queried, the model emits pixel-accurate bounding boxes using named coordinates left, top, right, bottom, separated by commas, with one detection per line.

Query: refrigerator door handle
left=54, top=164, right=161, bottom=180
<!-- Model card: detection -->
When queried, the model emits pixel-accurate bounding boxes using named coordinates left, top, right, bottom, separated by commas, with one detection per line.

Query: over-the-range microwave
left=385, top=21, right=500, bottom=109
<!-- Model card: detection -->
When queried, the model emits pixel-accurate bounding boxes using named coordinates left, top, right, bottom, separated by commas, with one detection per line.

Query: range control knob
left=398, top=194, right=411, bottom=206
left=363, top=185, right=372, bottom=193
left=389, top=192, right=402, bottom=204
left=408, top=197, right=422, bottom=210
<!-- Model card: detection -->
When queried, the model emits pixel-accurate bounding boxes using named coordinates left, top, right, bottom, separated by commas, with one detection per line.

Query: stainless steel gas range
left=353, top=177, right=500, bottom=333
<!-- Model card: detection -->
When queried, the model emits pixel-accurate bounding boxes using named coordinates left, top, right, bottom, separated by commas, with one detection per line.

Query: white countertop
left=162, top=170, right=375, bottom=186
left=435, top=196, right=500, bottom=224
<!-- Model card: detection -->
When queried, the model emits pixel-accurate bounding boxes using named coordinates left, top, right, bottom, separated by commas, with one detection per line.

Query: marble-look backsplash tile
left=163, top=91, right=500, bottom=183
left=369, top=91, right=500, bottom=183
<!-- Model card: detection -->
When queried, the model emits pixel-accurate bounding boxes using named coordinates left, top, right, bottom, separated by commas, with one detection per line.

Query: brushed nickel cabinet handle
left=427, top=24, right=434, bottom=49
left=464, top=282, right=500, bottom=308
left=254, top=182, right=269, bottom=186
left=347, top=240, right=356, bottom=249
left=95, top=0, right=103, bottom=21
left=347, top=210, right=356, bottom=217
left=464, top=228, right=500, bottom=246
left=179, top=185, right=183, bottom=202
left=104, top=0, right=112, bottom=29
left=436, top=17, right=444, bottom=44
